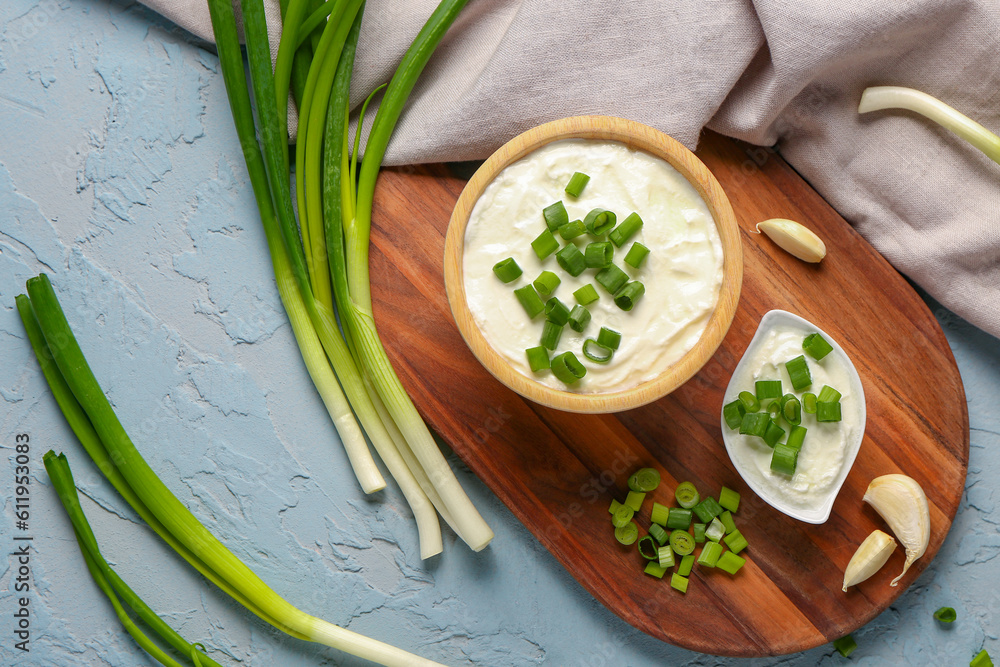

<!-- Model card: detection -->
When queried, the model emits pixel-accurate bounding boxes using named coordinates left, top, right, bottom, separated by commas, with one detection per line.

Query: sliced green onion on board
left=615, top=521, right=639, bottom=545
left=718, top=487, right=740, bottom=513
left=658, top=545, right=675, bottom=568
left=644, top=561, right=669, bottom=579
left=693, top=522, right=707, bottom=543
left=624, top=490, right=646, bottom=512
left=698, top=541, right=723, bottom=568
left=803, top=332, right=833, bottom=360
left=675, top=481, right=700, bottom=509
left=719, top=510, right=736, bottom=534
left=543, top=201, right=569, bottom=231
left=608, top=499, right=623, bottom=514
left=670, top=573, right=689, bottom=593
left=650, top=502, right=670, bottom=527
left=564, top=172, right=590, bottom=197
left=716, top=551, right=746, bottom=575
left=669, top=530, right=695, bottom=556
left=492, top=257, right=522, bottom=283
left=677, top=554, right=695, bottom=576
left=612, top=504, right=634, bottom=528
left=705, top=517, right=725, bottom=542
left=648, top=523, right=669, bottom=545
left=724, top=529, right=748, bottom=554
left=666, top=508, right=693, bottom=531
left=693, top=497, right=723, bottom=523
left=637, top=535, right=659, bottom=560
left=628, top=468, right=661, bottom=492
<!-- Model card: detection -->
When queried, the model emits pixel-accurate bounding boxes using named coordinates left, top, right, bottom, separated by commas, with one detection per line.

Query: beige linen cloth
left=143, top=0, right=1000, bottom=338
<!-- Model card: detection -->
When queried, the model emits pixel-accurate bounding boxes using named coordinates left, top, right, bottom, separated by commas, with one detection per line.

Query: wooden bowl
left=444, top=116, right=743, bottom=413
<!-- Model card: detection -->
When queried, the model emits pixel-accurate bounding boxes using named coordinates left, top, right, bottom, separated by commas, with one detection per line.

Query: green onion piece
left=564, top=172, right=590, bottom=197
left=666, top=508, right=693, bottom=531
left=541, top=321, right=564, bottom=350
left=584, top=208, right=616, bottom=236
left=763, top=419, right=786, bottom=448
left=568, top=305, right=591, bottom=332
left=514, top=285, right=545, bottom=319
left=739, top=412, right=770, bottom=438
left=971, top=649, right=993, bottom=667
left=803, top=332, right=833, bottom=360
left=693, top=523, right=707, bottom=543
left=582, top=339, right=614, bottom=364
left=833, top=635, right=857, bottom=659
left=719, top=510, right=737, bottom=534
left=677, top=554, right=695, bottom=576
left=803, top=392, right=818, bottom=414
left=609, top=212, right=643, bottom=247
left=597, top=326, right=622, bottom=350
left=492, top=257, right=522, bottom=283
left=782, top=395, right=802, bottom=426
left=756, top=379, right=783, bottom=401
left=531, top=229, right=560, bottom=259
left=556, top=243, right=587, bottom=276
left=628, top=468, right=661, bottom=492
left=648, top=523, right=669, bottom=546
left=526, top=346, right=550, bottom=372
left=637, top=535, right=659, bottom=561
left=818, top=385, right=842, bottom=403
left=723, top=401, right=746, bottom=430
left=705, top=517, right=725, bottom=542
left=615, top=521, right=638, bottom=546
left=544, top=297, right=571, bottom=325
left=573, top=284, right=599, bottom=305
left=595, top=264, right=629, bottom=294
left=584, top=242, right=614, bottom=269
left=675, top=481, right=700, bottom=509
left=786, top=425, right=807, bottom=450
left=933, top=607, right=957, bottom=623
left=543, top=201, right=569, bottom=232
left=614, top=281, right=645, bottom=311
left=716, top=551, right=746, bottom=576
left=698, top=541, right=724, bottom=568
left=770, top=443, right=799, bottom=476
left=785, top=355, right=812, bottom=391
left=558, top=219, right=586, bottom=240
left=650, top=502, right=670, bottom=527
left=765, top=400, right=781, bottom=418
left=550, top=351, right=586, bottom=385
left=738, top=391, right=760, bottom=412
left=624, top=490, right=646, bottom=512
left=644, top=561, right=669, bottom=579
left=608, top=499, right=623, bottom=514
left=817, top=401, right=843, bottom=422
left=658, top=545, right=676, bottom=569
left=718, top=487, right=740, bottom=513
left=669, top=529, right=695, bottom=556
left=533, top=270, right=561, bottom=296
left=611, top=505, right=634, bottom=528
left=623, top=242, right=650, bottom=268
left=670, top=573, right=689, bottom=593
left=693, top=497, right=723, bottom=523
left=724, top=529, right=748, bottom=554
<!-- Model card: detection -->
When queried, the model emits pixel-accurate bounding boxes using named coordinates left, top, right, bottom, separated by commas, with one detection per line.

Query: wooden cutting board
left=367, top=131, right=969, bottom=657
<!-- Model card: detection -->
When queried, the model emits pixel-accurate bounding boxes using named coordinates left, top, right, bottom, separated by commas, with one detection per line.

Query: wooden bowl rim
left=444, top=115, right=743, bottom=413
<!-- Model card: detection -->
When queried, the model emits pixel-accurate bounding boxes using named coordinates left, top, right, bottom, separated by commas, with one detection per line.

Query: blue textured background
left=1, top=2, right=997, bottom=665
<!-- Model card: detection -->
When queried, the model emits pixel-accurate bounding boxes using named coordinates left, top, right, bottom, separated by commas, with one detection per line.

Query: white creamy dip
left=462, top=139, right=724, bottom=393
left=724, top=320, right=864, bottom=512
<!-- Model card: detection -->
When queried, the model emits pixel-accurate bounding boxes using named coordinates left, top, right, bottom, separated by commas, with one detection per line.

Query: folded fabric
left=140, top=0, right=1000, bottom=339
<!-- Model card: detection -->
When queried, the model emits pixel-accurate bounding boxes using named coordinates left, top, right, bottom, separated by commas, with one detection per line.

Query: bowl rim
left=443, top=115, right=743, bottom=413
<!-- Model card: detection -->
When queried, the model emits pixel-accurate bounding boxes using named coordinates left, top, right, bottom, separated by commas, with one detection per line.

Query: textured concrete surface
left=0, top=2, right=997, bottom=665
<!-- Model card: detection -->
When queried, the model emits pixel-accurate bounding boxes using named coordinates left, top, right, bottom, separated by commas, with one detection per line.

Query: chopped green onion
left=738, top=391, right=760, bottom=412
left=550, top=351, right=586, bottom=385
left=666, top=508, right=693, bottom=531
left=543, top=201, right=569, bottom=232
left=615, top=521, right=638, bottom=545
left=648, top=523, right=669, bottom=546
left=492, top=257, right=522, bottom=283
left=670, top=573, right=689, bottom=593
left=770, top=443, right=799, bottom=476
left=582, top=339, right=614, bottom=364
left=669, top=530, right=695, bottom=556
left=541, top=321, right=564, bottom=350
left=644, top=561, right=669, bottom=579
left=677, top=554, right=695, bottom=576
left=614, top=281, right=645, bottom=311
left=573, top=284, right=599, bottom=305
left=533, top=270, right=561, bottom=296
left=564, top=172, right=590, bottom=197
left=558, top=219, right=586, bottom=240
left=526, top=346, right=550, bottom=372
left=693, top=522, right=707, bottom=543
left=514, top=285, right=545, bottom=318
left=531, top=229, right=560, bottom=259
left=705, top=518, right=725, bottom=542
left=802, top=392, right=817, bottom=414
left=718, top=487, right=740, bottom=513
left=817, top=401, right=843, bottom=422
left=693, top=497, right=723, bottom=523
left=584, top=242, right=614, bottom=269
left=597, top=327, right=622, bottom=350
left=756, top=379, right=783, bottom=401
left=608, top=499, right=623, bottom=514
left=716, top=551, right=746, bottom=575
left=781, top=395, right=802, bottom=426
left=971, top=649, right=993, bottom=667
left=803, top=332, right=833, bottom=360
left=719, top=510, right=736, bottom=534
left=723, top=400, right=746, bottom=430
left=658, top=545, right=675, bottom=568
left=786, top=425, right=807, bottom=450
left=739, top=412, right=770, bottom=438
left=698, top=541, right=723, bottom=568
left=833, top=635, right=857, bottom=658
left=556, top=243, right=587, bottom=276
left=763, top=419, right=786, bottom=448
left=637, top=535, right=659, bottom=560
left=568, top=305, right=591, bottom=332
left=675, top=481, right=700, bottom=509
left=629, top=468, right=661, bottom=492
left=624, top=490, right=646, bottom=512
left=544, top=297, right=571, bottom=325
left=650, top=502, right=670, bottom=527
left=623, top=242, right=649, bottom=268
left=611, top=504, right=634, bottom=528
left=818, top=385, right=842, bottom=403
left=785, top=355, right=812, bottom=391
left=584, top=208, right=616, bottom=236
left=608, top=212, right=643, bottom=247
left=724, top=529, right=748, bottom=554
left=765, top=400, right=781, bottom=418
left=595, top=265, right=629, bottom=294
left=933, top=607, right=957, bottom=623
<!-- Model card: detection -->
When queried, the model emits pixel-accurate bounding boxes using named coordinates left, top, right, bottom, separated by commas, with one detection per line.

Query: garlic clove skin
left=755, top=218, right=827, bottom=263
left=843, top=529, right=896, bottom=592
left=863, top=474, right=931, bottom=586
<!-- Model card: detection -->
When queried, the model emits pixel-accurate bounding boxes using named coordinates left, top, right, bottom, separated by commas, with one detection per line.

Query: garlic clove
left=755, top=218, right=827, bottom=263
left=843, top=529, right=896, bottom=592
left=863, top=474, right=931, bottom=586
